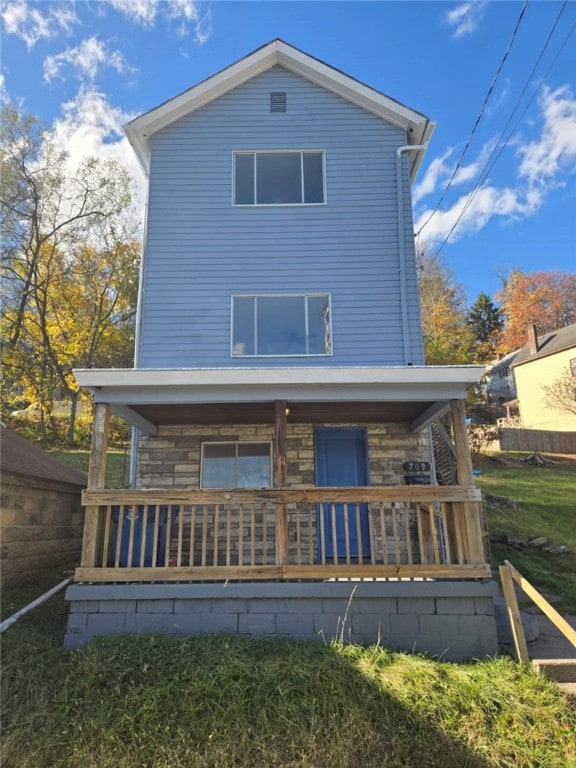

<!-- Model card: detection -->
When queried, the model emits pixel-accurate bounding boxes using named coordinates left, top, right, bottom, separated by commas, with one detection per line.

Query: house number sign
left=402, top=461, right=431, bottom=472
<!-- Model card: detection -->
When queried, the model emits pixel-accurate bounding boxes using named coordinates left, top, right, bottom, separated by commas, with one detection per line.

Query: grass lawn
left=2, top=451, right=576, bottom=767
left=475, top=452, right=576, bottom=613
left=2, top=598, right=575, bottom=768
left=49, top=449, right=130, bottom=488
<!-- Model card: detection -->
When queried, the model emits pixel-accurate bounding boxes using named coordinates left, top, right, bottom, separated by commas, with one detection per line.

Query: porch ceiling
left=127, top=400, right=434, bottom=426
left=74, top=365, right=483, bottom=435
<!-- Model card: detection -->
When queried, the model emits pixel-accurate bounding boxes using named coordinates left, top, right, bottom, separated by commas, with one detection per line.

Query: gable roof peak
left=125, top=39, right=434, bottom=179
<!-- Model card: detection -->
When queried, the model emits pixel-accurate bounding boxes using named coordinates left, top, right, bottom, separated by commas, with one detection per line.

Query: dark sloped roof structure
left=512, top=323, right=576, bottom=367
left=0, top=425, right=87, bottom=486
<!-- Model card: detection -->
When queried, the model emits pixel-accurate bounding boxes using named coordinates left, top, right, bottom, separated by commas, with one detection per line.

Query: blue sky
left=2, top=0, right=575, bottom=303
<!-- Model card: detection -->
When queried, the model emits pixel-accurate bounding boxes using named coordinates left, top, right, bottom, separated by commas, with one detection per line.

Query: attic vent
left=270, top=92, right=286, bottom=113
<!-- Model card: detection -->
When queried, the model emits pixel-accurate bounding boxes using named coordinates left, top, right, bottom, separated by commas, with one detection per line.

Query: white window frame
left=230, top=293, right=333, bottom=358
left=200, top=441, right=273, bottom=489
left=232, top=150, right=327, bottom=207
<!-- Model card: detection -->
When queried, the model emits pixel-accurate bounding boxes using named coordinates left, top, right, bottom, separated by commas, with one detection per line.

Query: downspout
left=396, top=143, right=427, bottom=365
left=0, top=576, right=73, bottom=634
left=129, top=182, right=151, bottom=487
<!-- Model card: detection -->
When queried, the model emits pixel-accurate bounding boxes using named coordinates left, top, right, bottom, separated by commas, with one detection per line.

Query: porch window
left=233, top=151, right=325, bottom=205
left=232, top=294, right=332, bottom=356
left=201, top=442, right=272, bottom=488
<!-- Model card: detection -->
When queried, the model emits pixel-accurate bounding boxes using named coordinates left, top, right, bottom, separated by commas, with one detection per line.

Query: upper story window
left=233, top=151, right=325, bottom=206
left=232, top=294, right=332, bottom=357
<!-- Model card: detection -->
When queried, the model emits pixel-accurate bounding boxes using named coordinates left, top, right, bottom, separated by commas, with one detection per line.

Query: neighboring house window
left=571, top=358, right=576, bottom=377
left=232, top=294, right=332, bottom=356
left=233, top=151, right=325, bottom=205
left=201, top=442, right=272, bottom=488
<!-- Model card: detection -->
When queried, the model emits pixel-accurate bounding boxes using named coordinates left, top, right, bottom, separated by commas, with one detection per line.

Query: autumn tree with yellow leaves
left=417, top=251, right=475, bottom=365
left=1, top=104, right=140, bottom=445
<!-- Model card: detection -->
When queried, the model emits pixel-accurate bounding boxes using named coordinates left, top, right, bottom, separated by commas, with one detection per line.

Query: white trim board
left=75, top=365, right=483, bottom=391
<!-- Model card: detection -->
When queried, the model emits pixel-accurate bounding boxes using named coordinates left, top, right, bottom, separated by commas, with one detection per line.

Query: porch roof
left=75, top=365, right=483, bottom=435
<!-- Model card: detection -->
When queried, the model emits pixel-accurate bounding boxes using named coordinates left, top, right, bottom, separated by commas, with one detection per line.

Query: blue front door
left=314, top=427, right=370, bottom=560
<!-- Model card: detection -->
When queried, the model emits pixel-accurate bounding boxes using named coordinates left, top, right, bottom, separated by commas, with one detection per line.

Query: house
left=65, top=40, right=498, bottom=659
left=1, top=426, right=86, bottom=586
left=483, top=351, right=519, bottom=408
left=512, top=323, right=576, bottom=431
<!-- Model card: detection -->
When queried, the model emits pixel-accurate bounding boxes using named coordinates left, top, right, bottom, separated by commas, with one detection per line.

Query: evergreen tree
left=467, top=292, right=503, bottom=360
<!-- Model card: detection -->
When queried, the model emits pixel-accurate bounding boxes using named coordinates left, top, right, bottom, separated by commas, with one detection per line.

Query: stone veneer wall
left=64, top=580, right=499, bottom=661
left=137, top=422, right=432, bottom=488
left=1, top=472, right=84, bottom=586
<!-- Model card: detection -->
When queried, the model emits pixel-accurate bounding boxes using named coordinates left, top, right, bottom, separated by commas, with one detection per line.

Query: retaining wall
left=1, top=472, right=84, bottom=586
left=65, top=580, right=499, bottom=661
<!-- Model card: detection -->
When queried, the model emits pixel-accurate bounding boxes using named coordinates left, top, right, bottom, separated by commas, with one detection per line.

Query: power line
left=416, top=0, right=529, bottom=238
left=430, top=11, right=575, bottom=261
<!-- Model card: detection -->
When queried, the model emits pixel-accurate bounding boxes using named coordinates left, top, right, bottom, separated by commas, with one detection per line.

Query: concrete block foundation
left=65, top=580, right=499, bottom=660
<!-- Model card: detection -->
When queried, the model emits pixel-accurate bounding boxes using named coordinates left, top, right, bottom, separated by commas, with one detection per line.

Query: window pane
left=257, top=153, right=301, bottom=204
left=303, top=153, right=324, bottom=203
left=308, top=295, right=331, bottom=354
left=237, top=444, right=271, bottom=488
left=233, top=297, right=254, bottom=355
left=257, top=296, right=306, bottom=355
left=235, top=154, right=254, bottom=205
left=202, top=444, right=236, bottom=488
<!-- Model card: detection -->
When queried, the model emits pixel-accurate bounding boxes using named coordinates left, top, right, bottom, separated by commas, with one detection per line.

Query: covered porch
left=74, top=366, right=489, bottom=584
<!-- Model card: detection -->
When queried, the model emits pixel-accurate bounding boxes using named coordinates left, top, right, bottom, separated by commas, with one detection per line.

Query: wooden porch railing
left=77, top=486, right=489, bottom=583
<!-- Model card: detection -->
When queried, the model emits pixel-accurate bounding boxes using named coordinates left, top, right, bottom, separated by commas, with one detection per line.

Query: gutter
left=396, top=143, right=427, bottom=365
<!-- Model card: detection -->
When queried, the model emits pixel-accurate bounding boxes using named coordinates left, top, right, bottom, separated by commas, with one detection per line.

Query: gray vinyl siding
left=138, top=66, right=425, bottom=368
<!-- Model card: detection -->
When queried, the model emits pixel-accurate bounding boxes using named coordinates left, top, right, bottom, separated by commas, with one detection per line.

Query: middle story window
left=233, top=150, right=325, bottom=205
left=232, top=294, right=332, bottom=357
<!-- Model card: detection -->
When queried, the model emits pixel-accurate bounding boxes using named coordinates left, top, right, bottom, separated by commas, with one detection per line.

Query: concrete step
left=532, top=659, right=576, bottom=683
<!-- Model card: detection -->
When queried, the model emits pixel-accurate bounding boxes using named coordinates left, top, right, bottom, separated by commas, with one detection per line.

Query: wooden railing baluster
left=238, top=503, right=244, bottom=567
left=102, top=506, right=112, bottom=568
left=392, top=503, right=401, bottom=565
left=355, top=503, right=363, bottom=565
left=76, top=486, right=489, bottom=583
left=330, top=504, right=337, bottom=565
left=344, top=504, right=351, bottom=564
left=404, top=504, right=413, bottom=565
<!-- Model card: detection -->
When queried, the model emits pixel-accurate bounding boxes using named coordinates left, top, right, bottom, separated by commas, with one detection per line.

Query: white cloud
left=105, top=0, right=211, bottom=42
left=413, top=148, right=453, bottom=205
left=413, top=138, right=497, bottom=205
left=44, top=36, right=135, bottom=82
left=50, top=86, right=146, bottom=214
left=415, top=86, right=576, bottom=246
left=446, top=1, right=488, bottom=38
left=518, top=85, right=576, bottom=185
left=0, top=73, right=9, bottom=103
left=0, top=0, right=77, bottom=48
left=416, top=185, right=533, bottom=245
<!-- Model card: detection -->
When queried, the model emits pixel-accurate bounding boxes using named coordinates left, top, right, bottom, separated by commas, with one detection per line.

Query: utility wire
left=416, top=0, right=529, bottom=238
left=430, top=12, right=575, bottom=260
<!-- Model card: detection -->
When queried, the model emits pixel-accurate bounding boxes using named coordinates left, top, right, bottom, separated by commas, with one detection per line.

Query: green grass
left=3, top=450, right=575, bottom=766
left=475, top=452, right=576, bottom=612
left=2, top=616, right=575, bottom=768
left=49, top=449, right=130, bottom=488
